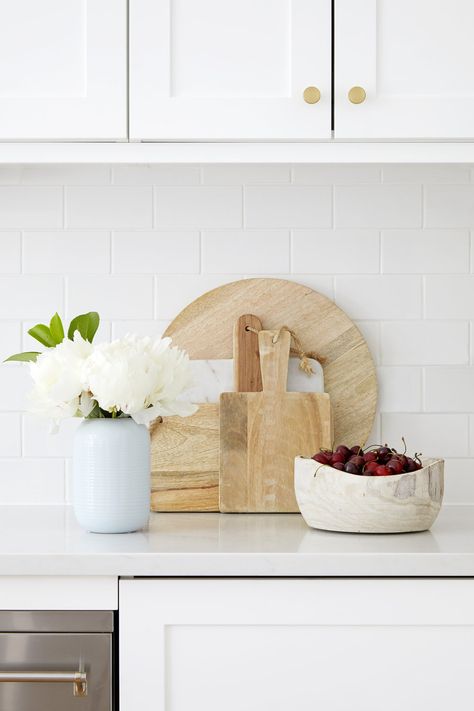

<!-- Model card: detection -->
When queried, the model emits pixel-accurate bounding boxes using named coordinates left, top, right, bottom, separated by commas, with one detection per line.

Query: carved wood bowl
left=294, top=456, right=444, bottom=533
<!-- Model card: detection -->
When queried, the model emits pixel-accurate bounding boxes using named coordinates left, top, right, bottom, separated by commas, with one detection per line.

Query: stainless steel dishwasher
left=0, top=611, right=114, bottom=710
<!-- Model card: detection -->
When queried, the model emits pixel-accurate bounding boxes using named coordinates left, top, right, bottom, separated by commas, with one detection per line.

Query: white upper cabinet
left=130, top=0, right=331, bottom=140
left=335, top=0, right=474, bottom=139
left=0, top=0, right=126, bottom=140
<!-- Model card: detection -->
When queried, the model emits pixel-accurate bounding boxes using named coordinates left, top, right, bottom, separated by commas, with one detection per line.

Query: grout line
left=288, top=230, right=293, bottom=273
left=109, top=231, right=113, bottom=274
left=62, top=185, right=67, bottom=228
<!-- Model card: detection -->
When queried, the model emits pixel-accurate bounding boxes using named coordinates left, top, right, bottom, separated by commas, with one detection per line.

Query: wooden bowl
left=294, top=456, right=444, bottom=533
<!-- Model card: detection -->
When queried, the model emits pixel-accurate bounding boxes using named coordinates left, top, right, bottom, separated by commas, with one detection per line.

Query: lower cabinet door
left=120, top=578, right=474, bottom=711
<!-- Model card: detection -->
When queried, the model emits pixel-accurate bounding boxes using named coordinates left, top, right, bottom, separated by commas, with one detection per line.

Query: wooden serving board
left=220, top=330, right=333, bottom=513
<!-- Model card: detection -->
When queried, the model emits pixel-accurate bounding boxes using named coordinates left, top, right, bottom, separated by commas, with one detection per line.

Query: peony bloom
left=84, top=334, right=197, bottom=426
left=28, top=333, right=93, bottom=425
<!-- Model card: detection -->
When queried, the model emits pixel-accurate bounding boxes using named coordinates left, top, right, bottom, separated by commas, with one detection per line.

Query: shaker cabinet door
left=0, top=0, right=127, bottom=140
left=129, top=0, right=331, bottom=140
left=335, top=0, right=474, bottom=138
left=120, top=578, right=474, bottom=711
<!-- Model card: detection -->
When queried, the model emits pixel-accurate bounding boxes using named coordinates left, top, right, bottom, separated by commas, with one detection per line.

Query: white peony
left=84, top=334, right=197, bottom=426
left=28, top=333, right=93, bottom=424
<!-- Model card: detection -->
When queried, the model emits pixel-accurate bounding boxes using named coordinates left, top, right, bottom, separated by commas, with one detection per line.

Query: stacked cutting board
left=150, top=278, right=377, bottom=513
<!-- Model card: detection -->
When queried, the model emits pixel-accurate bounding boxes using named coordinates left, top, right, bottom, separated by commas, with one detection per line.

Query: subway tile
left=202, top=230, right=290, bottom=273
left=0, top=414, right=21, bottom=456
left=0, top=232, right=20, bottom=273
left=382, top=164, right=471, bottom=184
left=112, top=165, right=200, bottom=185
left=382, top=413, right=468, bottom=458
left=112, top=231, right=199, bottom=274
left=23, top=231, right=110, bottom=274
left=0, top=166, right=22, bottom=184
left=425, top=185, right=474, bottom=227
left=0, top=365, right=30, bottom=411
left=425, top=276, right=474, bottom=319
left=0, top=459, right=65, bottom=504
left=202, top=164, right=291, bottom=184
left=22, top=415, right=79, bottom=458
left=292, top=164, right=381, bottom=184
left=382, top=230, right=469, bottom=274
left=425, top=367, right=474, bottom=412
left=469, top=416, right=474, bottom=456
left=0, top=276, right=63, bottom=319
left=244, top=186, right=332, bottom=228
left=355, top=321, right=380, bottom=365
left=0, top=321, right=21, bottom=362
left=335, top=185, right=422, bottom=228
left=67, top=275, right=154, bottom=320
left=18, top=165, right=111, bottom=185
left=155, top=275, right=241, bottom=320
left=156, top=187, right=242, bottom=228
left=377, top=366, right=422, bottom=412
left=292, top=230, right=379, bottom=274
left=111, top=320, right=170, bottom=340
left=381, top=321, right=468, bottom=365
left=0, top=187, right=62, bottom=228
left=443, top=459, right=474, bottom=504
left=335, top=276, right=422, bottom=320
left=66, top=187, right=153, bottom=228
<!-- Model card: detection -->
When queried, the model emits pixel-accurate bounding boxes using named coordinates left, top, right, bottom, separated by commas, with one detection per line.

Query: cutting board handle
left=258, top=329, right=291, bottom=393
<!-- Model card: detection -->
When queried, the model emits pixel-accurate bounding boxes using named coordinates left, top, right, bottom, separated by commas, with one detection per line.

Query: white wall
left=0, top=163, right=472, bottom=505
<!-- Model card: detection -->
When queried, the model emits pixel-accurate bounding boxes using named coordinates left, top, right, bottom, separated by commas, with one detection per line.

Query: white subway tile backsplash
left=377, top=367, right=422, bottom=412
left=22, top=415, right=79, bottom=458
left=0, top=366, right=30, bottom=411
left=381, top=321, right=468, bottom=365
left=156, top=187, right=242, bottom=228
left=23, top=231, right=110, bottom=274
left=0, top=414, right=21, bottom=457
left=0, top=460, right=65, bottom=504
left=382, top=413, right=469, bottom=458
left=425, top=185, right=474, bottom=227
left=292, top=230, right=379, bottom=274
left=202, top=164, right=291, bottom=184
left=382, top=165, right=471, bottom=184
left=335, top=276, right=422, bottom=320
left=0, top=187, right=63, bottom=228
left=335, top=185, right=422, bottom=228
left=0, top=232, right=20, bottom=273
left=202, top=230, right=289, bottom=274
left=443, top=459, right=474, bottom=504
left=355, top=321, right=380, bottom=365
left=244, top=186, right=332, bottom=228
left=0, top=321, right=20, bottom=362
left=111, top=320, right=170, bottom=340
left=18, top=165, right=111, bottom=185
left=381, top=230, right=469, bottom=274
left=424, top=367, right=474, bottom=412
left=0, top=276, right=63, bottom=319
left=293, top=164, right=381, bottom=184
left=66, top=186, right=153, bottom=228
left=112, top=231, right=199, bottom=274
left=112, top=164, right=200, bottom=185
left=67, top=275, right=154, bottom=320
left=425, top=276, right=474, bottom=319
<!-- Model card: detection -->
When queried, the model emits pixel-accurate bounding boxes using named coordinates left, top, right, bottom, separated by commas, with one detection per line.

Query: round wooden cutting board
left=164, top=278, right=377, bottom=447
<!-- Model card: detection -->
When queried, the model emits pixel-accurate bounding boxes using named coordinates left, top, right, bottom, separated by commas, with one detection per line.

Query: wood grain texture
left=164, top=278, right=377, bottom=447
left=233, top=314, right=262, bottom=392
left=220, top=329, right=333, bottom=513
left=150, top=404, right=219, bottom=512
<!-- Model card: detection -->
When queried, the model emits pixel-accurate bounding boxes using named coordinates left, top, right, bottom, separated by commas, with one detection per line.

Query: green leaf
left=49, top=312, right=64, bottom=345
left=3, top=351, right=41, bottom=363
left=68, top=312, right=100, bottom=343
left=27, top=324, right=56, bottom=348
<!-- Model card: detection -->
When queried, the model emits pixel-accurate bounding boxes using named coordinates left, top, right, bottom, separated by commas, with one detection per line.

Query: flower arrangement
left=4, top=311, right=197, bottom=428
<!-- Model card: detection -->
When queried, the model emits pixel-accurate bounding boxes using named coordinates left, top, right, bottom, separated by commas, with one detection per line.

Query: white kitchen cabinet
left=0, top=0, right=127, bottom=140
left=129, top=0, right=331, bottom=140
left=120, top=578, right=474, bottom=711
left=335, top=0, right=474, bottom=139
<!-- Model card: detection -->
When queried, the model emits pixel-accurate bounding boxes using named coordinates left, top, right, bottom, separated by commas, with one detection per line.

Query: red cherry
left=312, top=452, right=330, bottom=465
left=363, top=451, right=377, bottom=463
left=374, top=465, right=390, bottom=476
left=335, top=445, right=351, bottom=460
left=350, top=445, right=363, bottom=455
left=344, top=462, right=360, bottom=475
left=349, top=455, right=365, bottom=468
left=386, top=459, right=403, bottom=474
left=364, top=461, right=379, bottom=475
left=332, top=462, right=345, bottom=471
left=331, top=452, right=346, bottom=464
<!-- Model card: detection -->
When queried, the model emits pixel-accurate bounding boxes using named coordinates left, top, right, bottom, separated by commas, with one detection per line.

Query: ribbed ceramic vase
left=73, top=417, right=150, bottom=533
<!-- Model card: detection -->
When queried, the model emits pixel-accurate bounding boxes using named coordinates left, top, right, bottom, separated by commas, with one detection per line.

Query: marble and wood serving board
left=151, top=278, right=377, bottom=512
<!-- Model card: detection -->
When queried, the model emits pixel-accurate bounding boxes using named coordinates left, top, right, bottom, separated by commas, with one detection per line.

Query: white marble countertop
left=0, top=505, right=473, bottom=577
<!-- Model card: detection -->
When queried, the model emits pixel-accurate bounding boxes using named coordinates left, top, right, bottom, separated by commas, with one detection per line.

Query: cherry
left=386, top=459, right=403, bottom=474
left=335, top=445, right=351, bottom=460
left=332, top=462, right=345, bottom=471
left=331, top=452, right=346, bottom=464
left=313, top=452, right=330, bottom=465
left=344, top=462, right=360, bottom=475
left=363, top=451, right=377, bottom=463
left=350, top=445, right=363, bottom=455
left=364, top=461, right=379, bottom=475
left=349, top=455, right=365, bottom=468
left=374, top=465, right=390, bottom=476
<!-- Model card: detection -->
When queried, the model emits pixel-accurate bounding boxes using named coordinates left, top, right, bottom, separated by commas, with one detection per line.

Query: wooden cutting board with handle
left=150, top=314, right=262, bottom=512
left=220, top=329, right=333, bottom=513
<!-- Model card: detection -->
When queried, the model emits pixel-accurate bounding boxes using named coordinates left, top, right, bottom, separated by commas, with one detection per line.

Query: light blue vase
left=73, top=417, right=150, bottom=533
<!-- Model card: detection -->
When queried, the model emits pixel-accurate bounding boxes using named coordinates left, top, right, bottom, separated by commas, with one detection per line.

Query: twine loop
left=246, top=324, right=325, bottom=376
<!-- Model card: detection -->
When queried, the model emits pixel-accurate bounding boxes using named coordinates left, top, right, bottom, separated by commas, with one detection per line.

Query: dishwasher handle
left=0, top=670, right=87, bottom=697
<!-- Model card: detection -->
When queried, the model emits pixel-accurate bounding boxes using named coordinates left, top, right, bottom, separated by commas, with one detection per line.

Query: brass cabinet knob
left=348, top=86, right=366, bottom=104
left=303, top=86, right=321, bottom=104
